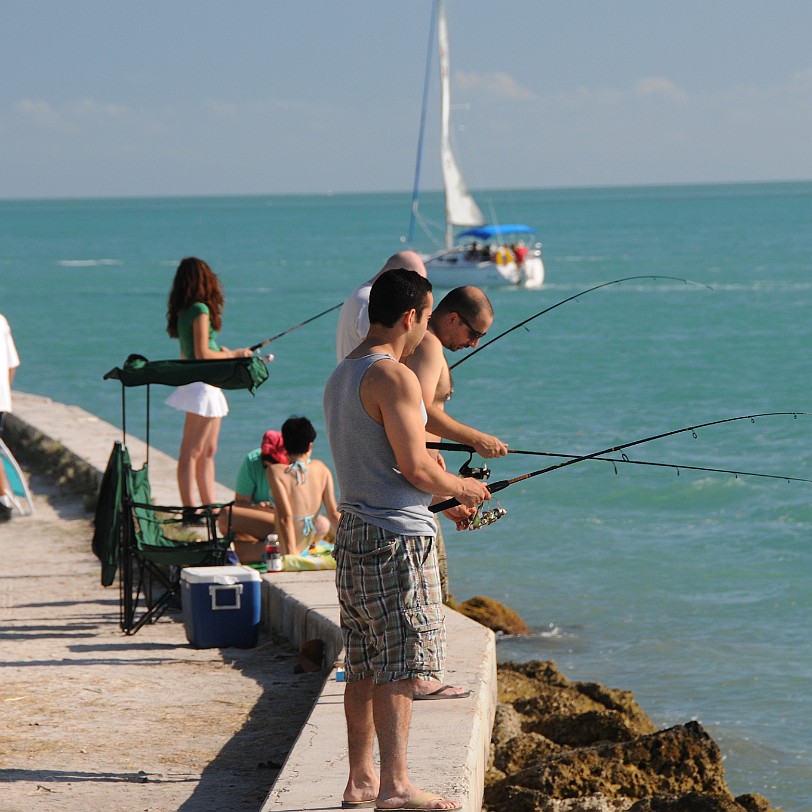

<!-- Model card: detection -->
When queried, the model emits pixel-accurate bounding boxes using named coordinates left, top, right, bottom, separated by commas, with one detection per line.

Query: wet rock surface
left=453, top=594, right=532, bottom=635
left=486, top=660, right=778, bottom=812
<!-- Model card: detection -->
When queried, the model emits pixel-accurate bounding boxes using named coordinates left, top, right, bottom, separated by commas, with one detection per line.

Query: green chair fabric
left=120, top=457, right=232, bottom=634
left=92, top=440, right=233, bottom=634
left=92, top=441, right=127, bottom=587
left=103, top=353, right=268, bottom=394
left=127, top=461, right=230, bottom=568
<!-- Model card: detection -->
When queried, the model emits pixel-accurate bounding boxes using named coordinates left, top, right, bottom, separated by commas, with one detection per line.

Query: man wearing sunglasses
left=405, top=285, right=508, bottom=461
left=403, top=285, right=508, bottom=630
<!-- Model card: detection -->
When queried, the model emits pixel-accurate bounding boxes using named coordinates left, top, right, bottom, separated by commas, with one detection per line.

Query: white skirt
left=165, top=382, right=229, bottom=418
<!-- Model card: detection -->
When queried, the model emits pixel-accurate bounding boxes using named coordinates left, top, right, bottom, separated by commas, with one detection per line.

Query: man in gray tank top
left=324, top=269, right=491, bottom=812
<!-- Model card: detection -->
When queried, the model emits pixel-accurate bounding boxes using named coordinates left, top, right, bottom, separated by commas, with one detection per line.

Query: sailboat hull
left=424, top=248, right=545, bottom=289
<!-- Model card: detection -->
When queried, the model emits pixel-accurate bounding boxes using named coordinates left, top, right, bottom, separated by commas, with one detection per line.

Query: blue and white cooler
left=180, top=565, right=262, bottom=648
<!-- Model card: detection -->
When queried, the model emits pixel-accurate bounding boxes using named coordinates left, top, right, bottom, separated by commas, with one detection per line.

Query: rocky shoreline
left=485, top=659, right=778, bottom=812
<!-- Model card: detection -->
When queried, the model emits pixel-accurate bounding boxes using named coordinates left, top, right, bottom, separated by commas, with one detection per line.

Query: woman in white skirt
left=166, top=257, right=252, bottom=525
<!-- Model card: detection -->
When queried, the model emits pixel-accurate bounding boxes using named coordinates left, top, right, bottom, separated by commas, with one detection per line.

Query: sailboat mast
left=437, top=0, right=485, bottom=250
left=408, top=0, right=438, bottom=247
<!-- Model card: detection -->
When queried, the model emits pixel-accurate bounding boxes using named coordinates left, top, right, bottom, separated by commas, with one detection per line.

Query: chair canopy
left=104, top=353, right=268, bottom=394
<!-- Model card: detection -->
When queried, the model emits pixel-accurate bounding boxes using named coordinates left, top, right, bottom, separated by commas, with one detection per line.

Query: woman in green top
left=165, top=257, right=252, bottom=524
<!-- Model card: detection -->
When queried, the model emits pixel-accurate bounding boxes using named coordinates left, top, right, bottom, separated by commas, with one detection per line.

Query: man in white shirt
left=0, top=313, right=21, bottom=522
left=335, top=251, right=427, bottom=363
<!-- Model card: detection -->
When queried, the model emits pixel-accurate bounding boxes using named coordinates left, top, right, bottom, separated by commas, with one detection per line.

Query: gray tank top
left=323, top=353, right=436, bottom=537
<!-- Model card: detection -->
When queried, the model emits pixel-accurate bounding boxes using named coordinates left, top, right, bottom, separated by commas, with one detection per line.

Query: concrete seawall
left=7, top=391, right=498, bottom=812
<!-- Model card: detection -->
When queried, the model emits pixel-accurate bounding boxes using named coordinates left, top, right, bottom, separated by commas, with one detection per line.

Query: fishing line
left=448, top=275, right=713, bottom=370
left=250, top=302, right=342, bottom=351
left=427, top=442, right=812, bottom=485
left=428, top=412, right=812, bottom=512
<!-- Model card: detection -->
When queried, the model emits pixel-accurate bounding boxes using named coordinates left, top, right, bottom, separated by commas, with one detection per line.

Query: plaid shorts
left=334, top=511, right=445, bottom=684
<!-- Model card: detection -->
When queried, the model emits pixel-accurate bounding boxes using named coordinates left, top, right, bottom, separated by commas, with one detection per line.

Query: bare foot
left=376, top=786, right=461, bottom=811
left=343, top=775, right=379, bottom=808
left=412, top=678, right=470, bottom=700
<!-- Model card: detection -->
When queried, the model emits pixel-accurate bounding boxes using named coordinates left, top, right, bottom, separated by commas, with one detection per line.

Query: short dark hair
left=368, top=268, right=433, bottom=327
left=281, top=416, right=317, bottom=455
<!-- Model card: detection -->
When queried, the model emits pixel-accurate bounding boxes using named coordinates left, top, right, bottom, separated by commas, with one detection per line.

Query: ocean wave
left=58, top=259, right=122, bottom=267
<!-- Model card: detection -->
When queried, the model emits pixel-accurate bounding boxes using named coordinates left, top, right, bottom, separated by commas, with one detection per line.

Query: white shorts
left=165, top=382, right=228, bottom=418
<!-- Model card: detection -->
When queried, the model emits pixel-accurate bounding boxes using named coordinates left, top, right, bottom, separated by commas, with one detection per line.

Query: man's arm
left=364, top=360, right=490, bottom=507
left=406, top=333, right=508, bottom=458
left=425, top=406, right=508, bottom=458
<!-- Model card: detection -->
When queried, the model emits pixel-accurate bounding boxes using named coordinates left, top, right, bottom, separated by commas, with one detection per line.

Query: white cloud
left=67, top=98, right=129, bottom=118
left=456, top=70, right=537, bottom=101
left=551, top=77, right=687, bottom=111
left=14, top=97, right=131, bottom=133
left=16, top=99, right=63, bottom=127
left=633, top=77, right=688, bottom=102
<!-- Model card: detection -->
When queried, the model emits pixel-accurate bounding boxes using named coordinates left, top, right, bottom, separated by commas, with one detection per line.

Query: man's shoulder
left=364, top=354, right=419, bottom=397
left=421, top=329, right=443, bottom=350
left=365, top=353, right=408, bottom=380
left=406, top=330, right=444, bottom=374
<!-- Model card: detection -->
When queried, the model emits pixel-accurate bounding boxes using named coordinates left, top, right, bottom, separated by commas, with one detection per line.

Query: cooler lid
left=181, top=565, right=261, bottom=584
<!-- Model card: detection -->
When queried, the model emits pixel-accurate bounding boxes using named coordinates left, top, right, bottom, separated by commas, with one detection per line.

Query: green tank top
left=177, top=302, right=220, bottom=359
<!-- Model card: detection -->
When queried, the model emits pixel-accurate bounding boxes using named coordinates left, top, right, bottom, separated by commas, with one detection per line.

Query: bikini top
left=286, top=459, right=317, bottom=535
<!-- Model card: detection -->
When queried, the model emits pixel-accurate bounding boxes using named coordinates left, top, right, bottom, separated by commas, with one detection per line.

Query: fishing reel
left=457, top=450, right=507, bottom=530
left=466, top=505, right=507, bottom=531
left=458, top=451, right=490, bottom=481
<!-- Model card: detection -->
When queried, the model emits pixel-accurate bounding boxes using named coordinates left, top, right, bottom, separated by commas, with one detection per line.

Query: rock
left=455, top=595, right=531, bottom=635
left=492, top=702, right=525, bottom=748
left=499, top=660, right=570, bottom=704
left=733, top=795, right=776, bottom=812
left=493, top=732, right=558, bottom=775
left=628, top=792, right=748, bottom=812
left=529, top=709, right=638, bottom=747
left=502, top=661, right=657, bottom=741
left=485, top=660, right=778, bottom=812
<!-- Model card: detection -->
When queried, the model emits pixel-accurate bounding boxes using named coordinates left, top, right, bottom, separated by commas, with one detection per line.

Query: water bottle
left=264, top=534, right=283, bottom=573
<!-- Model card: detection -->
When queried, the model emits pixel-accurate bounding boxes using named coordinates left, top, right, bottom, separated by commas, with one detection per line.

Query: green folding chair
left=93, top=354, right=269, bottom=634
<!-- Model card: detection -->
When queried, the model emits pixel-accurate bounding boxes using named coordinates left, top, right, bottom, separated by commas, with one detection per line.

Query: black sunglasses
left=455, top=311, right=486, bottom=341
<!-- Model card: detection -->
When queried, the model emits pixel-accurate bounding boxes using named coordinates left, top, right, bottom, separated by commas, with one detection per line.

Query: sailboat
left=408, top=0, right=545, bottom=288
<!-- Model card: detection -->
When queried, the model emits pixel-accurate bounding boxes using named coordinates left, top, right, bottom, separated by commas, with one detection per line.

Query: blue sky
left=2, top=0, right=811, bottom=199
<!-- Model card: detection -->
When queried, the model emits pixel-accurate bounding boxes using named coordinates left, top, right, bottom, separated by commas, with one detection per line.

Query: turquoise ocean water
left=2, top=183, right=811, bottom=809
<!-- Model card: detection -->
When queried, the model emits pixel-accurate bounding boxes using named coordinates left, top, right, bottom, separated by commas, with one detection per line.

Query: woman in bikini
left=266, top=416, right=340, bottom=556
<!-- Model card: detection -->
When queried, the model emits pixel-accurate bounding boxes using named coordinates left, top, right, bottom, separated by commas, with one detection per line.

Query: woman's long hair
left=166, top=257, right=225, bottom=337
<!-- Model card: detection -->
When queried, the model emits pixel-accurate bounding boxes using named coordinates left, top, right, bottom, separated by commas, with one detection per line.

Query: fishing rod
left=449, top=275, right=713, bottom=371
left=427, top=442, right=812, bottom=485
left=429, top=412, right=812, bottom=513
left=250, top=302, right=342, bottom=351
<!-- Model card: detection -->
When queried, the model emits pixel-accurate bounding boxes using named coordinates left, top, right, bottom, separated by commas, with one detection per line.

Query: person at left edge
left=165, top=257, right=252, bottom=526
left=0, top=313, right=20, bottom=523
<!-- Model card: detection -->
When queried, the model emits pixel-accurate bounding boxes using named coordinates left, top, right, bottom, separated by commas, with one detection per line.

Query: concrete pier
left=7, top=391, right=498, bottom=812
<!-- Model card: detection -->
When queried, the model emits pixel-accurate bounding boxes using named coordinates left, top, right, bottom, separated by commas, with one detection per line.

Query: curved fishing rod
left=429, top=412, right=812, bottom=512
left=250, top=302, right=342, bottom=352
left=427, top=442, right=812, bottom=485
left=448, top=275, right=713, bottom=371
